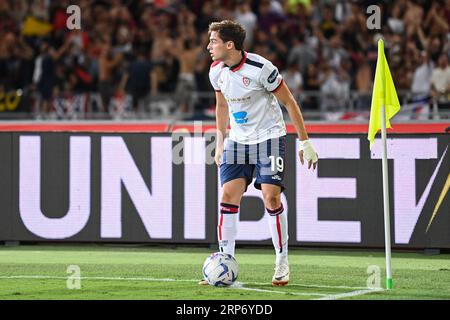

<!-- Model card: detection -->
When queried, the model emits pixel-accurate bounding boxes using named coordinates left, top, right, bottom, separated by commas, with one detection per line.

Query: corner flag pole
left=380, top=105, right=393, bottom=290
left=368, top=39, right=399, bottom=290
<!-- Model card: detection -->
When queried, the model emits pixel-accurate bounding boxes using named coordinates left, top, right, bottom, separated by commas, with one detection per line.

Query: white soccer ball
left=202, top=252, right=239, bottom=286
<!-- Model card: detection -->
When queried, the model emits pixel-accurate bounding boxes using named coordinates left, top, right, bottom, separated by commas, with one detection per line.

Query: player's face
left=207, top=31, right=227, bottom=61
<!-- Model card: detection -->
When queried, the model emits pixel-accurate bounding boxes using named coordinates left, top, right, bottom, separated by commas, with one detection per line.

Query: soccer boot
left=272, top=257, right=289, bottom=286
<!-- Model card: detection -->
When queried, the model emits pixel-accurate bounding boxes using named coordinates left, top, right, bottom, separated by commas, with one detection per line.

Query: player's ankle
left=276, top=254, right=288, bottom=263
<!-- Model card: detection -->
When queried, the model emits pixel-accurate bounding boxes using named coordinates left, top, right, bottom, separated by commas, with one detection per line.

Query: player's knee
left=221, top=191, right=240, bottom=205
left=263, top=194, right=281, bottom=210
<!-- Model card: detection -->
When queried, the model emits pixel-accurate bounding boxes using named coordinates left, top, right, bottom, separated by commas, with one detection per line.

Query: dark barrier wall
left=0, top=134, right=12, bottom=239
left=0, top=132, right=449, bottom=248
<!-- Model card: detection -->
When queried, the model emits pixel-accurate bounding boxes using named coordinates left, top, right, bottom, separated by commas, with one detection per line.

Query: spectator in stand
left=119, top=49, right=154, bottom=113
left=355, top=54, right=373, bottom=110
left=253, top=29, right=278, bottom=62
left=424, top=0, right=449, bottom=38
left=3, top=0, right=22, bottom=33
left=411, top=51, right=433, bottom=97
left=319, top=60, right=350, bottom=113
left=428, top=37, right=444, bottom=64
left=234, top=0, right=257, bottom=49
left=281, top=62, right=303, bottom=96
left=150, top=27, right=178, bottom=95
left=195, top=1, right=217, bottom=32
left=32, top=39, right=71, bottom=114
left=387, top=2, right=405, bottom=35
left=322, top=34, right=349, bottom=69
left=302, top=63, right=320, bottom=110
left=403, top=0, right=424, bottom=39
left=257, top=0, right=284, bottom=34
left=287, top=33, right=317, bottom=76
left=318, top=4, right=338, bottom=40
left=431, top=53, right=450, bottom=103
left=172, top=32, right=202, bottom=118
left=98, top=39, right=123, bottom=112
left=0, top=32, right=34, bottom=91
left=334, top=0, right=352, bottom=24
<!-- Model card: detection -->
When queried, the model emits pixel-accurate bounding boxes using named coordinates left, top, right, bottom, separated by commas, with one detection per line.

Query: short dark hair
left=208, top=20, right=246, bottom=51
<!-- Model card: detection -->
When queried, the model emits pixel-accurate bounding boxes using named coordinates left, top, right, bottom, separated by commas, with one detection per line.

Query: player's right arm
left=209, top=62, right=228, bottom=166
left=215, top=91, right=228, bottom=166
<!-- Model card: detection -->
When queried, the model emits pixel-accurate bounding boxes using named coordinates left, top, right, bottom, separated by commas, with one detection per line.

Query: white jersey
left=209, top=51, right=286, bottom=145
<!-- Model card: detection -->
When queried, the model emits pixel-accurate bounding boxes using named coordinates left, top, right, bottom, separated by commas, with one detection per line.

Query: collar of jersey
left=224, top=51, right=247, bottom=72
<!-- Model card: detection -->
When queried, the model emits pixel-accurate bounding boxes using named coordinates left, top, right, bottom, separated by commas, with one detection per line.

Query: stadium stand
left=0, top=0, right=448, bottom=121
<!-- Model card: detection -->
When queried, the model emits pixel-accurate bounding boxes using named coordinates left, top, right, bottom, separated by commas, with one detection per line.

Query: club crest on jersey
left=268, top=70, right=278, bottom=83
left=232, top=111, right=248, bottom=124
left=242, top=76, right=251, bottom=86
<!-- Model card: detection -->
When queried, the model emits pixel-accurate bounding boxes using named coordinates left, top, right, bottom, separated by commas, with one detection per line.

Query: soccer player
left=204, top=20, right=318, bottom=286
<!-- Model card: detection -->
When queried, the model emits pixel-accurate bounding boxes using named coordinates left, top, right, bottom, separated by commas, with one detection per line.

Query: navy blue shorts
left=220, top=136, right=286, bottom=192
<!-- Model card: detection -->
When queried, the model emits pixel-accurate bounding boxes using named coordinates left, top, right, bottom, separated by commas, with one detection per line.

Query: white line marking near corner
left=316, top=288, right=384, bottom=300
left=0, top=275, right=381, bottom=299
left=0, top=275, right=370, bottom=290
left=0, top=275, right=330, bottom=297
left=245, top=281, right=369, bottom=290
left=0, top=275, right=200, bottom=282
left=230, top=282, right=327, bottom=297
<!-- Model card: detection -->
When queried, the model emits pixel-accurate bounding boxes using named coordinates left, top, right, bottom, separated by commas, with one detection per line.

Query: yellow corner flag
left=368, top=39, right=400, bottom=149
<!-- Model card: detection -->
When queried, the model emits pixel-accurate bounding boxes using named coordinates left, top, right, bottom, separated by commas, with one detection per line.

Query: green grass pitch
left=0, top=245, right=449, bottom=300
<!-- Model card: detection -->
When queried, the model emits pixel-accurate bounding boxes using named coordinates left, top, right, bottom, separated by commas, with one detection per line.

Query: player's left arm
left=273, top=82, right=318, bottom=170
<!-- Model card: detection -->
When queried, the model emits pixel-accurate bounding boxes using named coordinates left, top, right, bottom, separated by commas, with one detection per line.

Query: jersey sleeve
left=209, top=63, right=221, bottom=91
left=259, top=61, right=283, bottom=92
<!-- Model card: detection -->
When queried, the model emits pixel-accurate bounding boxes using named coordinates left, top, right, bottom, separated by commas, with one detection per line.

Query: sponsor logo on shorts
left=271, top=175, right=282, bottom=181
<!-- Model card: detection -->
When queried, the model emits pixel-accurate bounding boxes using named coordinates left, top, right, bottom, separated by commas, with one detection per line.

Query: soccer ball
left=202, top=252, right=238, bottom=286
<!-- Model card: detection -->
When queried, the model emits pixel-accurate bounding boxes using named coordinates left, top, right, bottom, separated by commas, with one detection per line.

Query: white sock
left=218, top=203, right=239, bottom=257
left=267, top=204, right=288, bottom=261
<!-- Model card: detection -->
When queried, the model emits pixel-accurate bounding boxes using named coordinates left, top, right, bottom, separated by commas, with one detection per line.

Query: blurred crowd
left=0, top=0, right=449, bottom=119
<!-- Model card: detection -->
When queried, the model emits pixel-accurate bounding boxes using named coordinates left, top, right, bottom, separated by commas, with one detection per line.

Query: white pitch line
left=0, top=275, right=380, bottom=299
left=230, top=282, right=327, bottom=297
left=316, top=288, right=384, bottom=300
left=0, top=275, right=368, bottom=289
left=0, top=275, right=199, bottom=282
left=246, top=281, right=369, bottom=290
left=0, top=275, right=327, bottom=297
